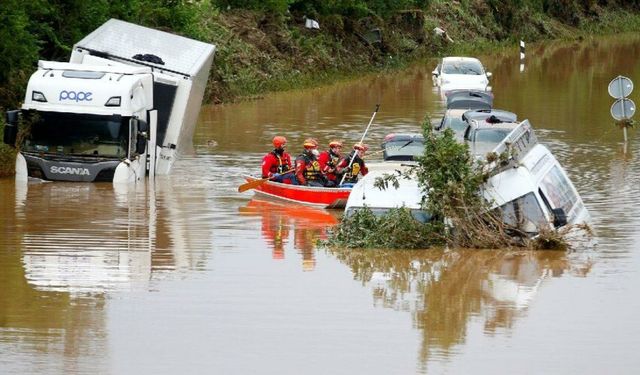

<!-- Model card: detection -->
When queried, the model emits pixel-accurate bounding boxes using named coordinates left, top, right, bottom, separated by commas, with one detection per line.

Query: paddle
left=238, top=169, right=294, bottom=193
left=339, top=104, right=380, bottom=186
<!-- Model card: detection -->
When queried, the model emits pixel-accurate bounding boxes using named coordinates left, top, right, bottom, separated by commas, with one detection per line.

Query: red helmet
left=273, top=136, right=287, bottom=148
left=303, top=138, right=319, bottom=148
left=329, top=140, right=343, bottom=148
left=353, top=143, right=369, bottom=151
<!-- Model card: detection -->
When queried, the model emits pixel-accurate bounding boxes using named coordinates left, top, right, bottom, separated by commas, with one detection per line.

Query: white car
left=345, top=123, right=591, bottom=236
left=432, top=56, right=492, bottom=93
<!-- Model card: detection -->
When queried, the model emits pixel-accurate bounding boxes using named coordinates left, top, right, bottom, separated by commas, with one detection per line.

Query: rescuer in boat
left=337, top=143, right=369, bottom=184
left=295, top=138, right=330, bottom=187
left=262, top=136, right=294, bottom=184
left=318, top=140, right=343, bottom=186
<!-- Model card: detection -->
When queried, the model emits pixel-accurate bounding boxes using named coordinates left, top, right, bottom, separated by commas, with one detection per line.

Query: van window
left=497, top=192, right=547, bottom=234
left=540, top=166, right=577, bottom=214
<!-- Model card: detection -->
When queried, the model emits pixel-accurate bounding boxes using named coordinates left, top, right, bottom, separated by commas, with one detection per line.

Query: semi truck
left=3, top=19, right=215, bottom=183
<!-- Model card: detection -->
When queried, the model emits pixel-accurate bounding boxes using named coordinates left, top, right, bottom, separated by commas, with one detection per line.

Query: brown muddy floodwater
left=2, top=34, right=640, bottom=374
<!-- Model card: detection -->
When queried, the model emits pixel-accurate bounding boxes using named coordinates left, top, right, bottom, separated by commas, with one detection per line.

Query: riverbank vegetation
left=2, top=0, right=640, bottom=176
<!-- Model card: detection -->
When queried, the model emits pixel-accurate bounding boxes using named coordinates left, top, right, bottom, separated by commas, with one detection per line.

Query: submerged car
left=380, top=133, right=425, bottom=161
left=482, top=121, right=590, bottom=234
left=345, top=123, right=590, bottom=236
left=436, top=91, right=496, bottom=141
left=463, top=112, right=521, bottom=157
left=432, top=57, right=492, bottom=93
left=345, top=132, right=430, bottom=222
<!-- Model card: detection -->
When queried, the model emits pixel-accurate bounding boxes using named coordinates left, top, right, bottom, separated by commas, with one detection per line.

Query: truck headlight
left=32, top=91, right=47, bottom=102
left=105, top=96, right=121, bottom=107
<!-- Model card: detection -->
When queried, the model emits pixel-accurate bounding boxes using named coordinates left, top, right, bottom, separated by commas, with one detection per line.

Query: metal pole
left=339, top=104, right=380, bottom=186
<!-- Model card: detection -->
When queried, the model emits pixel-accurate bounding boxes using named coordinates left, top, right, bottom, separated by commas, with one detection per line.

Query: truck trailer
left=3, top=19, right=215, bottom=183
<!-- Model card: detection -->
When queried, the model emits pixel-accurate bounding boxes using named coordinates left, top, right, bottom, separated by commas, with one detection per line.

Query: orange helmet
left=329, top=140, right=343, bottom=148
left=353, top=143, right=369, bottom=151
left=303, top=138, right=319, bottom=148
left=273, top=136, right=287, bottom=148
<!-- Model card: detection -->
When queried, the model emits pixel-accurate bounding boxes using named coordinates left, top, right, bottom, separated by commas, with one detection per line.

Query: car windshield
left=22, top=111, right=129, bottom=158
left=442, top=117, right=468, bottom=133
left=382, top=138, right=425, bottom=161
left=442, top=60, right=484, bottom=75
left=474, top=128, right=512, bottom=143
left=496, top=192, right=547, bottom=234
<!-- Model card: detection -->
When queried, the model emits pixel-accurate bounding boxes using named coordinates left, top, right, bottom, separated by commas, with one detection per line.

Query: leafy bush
left=217, top=0, right=294, bottom=13
left=326, top=206, right=444, bottom=249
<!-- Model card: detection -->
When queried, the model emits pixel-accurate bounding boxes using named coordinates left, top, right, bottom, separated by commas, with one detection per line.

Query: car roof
left=442, top=56, right=482, bottom=64
left=462, top=109, right=517, bottom=123
left=446, top=89, right=493, bottom=102
left=382, top=133, right=424, bottom=143
left=446, top=90, right=493, bottom=110
left=471, top=121, right=520, bottom=131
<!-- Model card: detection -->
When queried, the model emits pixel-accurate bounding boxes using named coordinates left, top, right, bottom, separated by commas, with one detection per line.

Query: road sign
left=608, top=75, right=633, bottom=99
left=610, top=98, right=636, bottom=121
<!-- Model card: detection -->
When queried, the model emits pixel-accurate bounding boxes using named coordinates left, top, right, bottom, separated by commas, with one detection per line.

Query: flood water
left=2, top=34, right=640, bottom=374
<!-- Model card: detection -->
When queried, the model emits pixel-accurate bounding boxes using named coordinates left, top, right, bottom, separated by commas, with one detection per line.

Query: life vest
left=327, top=150, right=341, bottom=168
left=297, top=153, right=322, bottom=181
left=269, top=150, right=291, bottom=174
left=341, top=152, right=365, bottom=183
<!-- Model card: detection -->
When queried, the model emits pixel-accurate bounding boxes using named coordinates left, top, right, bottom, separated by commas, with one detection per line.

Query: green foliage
left=325, top=206, right=444, bottom=249
left=416, top=121, right=484, bottom=219
left=0, top=122, right=16, bottom=177
left=217, top=0, right=294, bottom=13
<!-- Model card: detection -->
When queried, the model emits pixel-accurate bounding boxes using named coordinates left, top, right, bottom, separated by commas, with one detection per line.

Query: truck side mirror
left=3, top=110, right=19, bottom=146
left=136, top=134, right=146, bottom=155
left=552, top=208, right=567, bottom=228
left=133, top=118, right=148, bottom=155
left=138, top=120, right=149, bottom=133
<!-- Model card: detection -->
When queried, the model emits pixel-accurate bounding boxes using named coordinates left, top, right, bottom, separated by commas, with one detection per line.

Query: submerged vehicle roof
left=462, top=108, right=517, bottom=123
left=381, top=133, right=424, bottom=161
left=345, top=164, right=423, bottom=209
left=446, top=89, right=493, bottom=110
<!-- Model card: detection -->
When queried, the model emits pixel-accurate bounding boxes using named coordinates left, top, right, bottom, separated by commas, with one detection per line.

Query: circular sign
left=608, top=76, right=634, bottom=99
left=610, top=98, right=636, bottom=121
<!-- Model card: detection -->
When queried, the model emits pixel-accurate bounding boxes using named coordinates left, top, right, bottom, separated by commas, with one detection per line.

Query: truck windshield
left=22, top=111, right=128, bottom=158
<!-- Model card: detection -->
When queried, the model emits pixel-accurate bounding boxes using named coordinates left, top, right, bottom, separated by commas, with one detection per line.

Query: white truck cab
left=3, top=19, right=215, bottom=183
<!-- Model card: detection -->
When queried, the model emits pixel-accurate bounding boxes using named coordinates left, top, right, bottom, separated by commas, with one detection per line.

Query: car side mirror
left=3, top=110, right=19, bottom=146
left=552, top=208, right=567, bottom=228
left=486, top=72, right=492, bottom=78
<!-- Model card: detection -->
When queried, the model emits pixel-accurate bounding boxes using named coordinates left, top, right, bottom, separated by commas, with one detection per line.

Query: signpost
left=608, top=75, right=635, bottom=143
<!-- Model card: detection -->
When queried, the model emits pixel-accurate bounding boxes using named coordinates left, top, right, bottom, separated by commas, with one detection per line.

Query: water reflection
left=1, top=175, right=216, bottom=373
left=329, top=246, right=592, bottom=367
left=239, top=198, right=339, bottom=270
